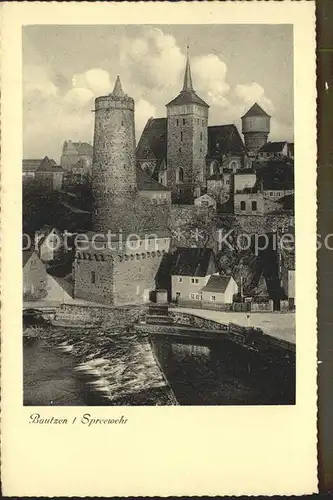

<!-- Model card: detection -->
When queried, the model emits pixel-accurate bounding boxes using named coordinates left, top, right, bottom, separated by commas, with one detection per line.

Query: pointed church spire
left=182, top=46, right=194, bottom=92
left=112, top=75, right=125, bottom=97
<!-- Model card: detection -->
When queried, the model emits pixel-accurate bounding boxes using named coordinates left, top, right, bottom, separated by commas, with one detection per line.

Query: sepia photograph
left=1, top=2, right=318, bottom=496
left=22, top=23, right=296, bottom=407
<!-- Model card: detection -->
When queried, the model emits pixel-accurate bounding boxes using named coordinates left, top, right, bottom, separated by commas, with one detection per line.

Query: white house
left=194, top=193, right=217, bottom=209
left=201, top=275, right=238, bottom=304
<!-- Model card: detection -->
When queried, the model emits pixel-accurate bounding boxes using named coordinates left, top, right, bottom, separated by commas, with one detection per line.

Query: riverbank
left=170, top=307, right=295, bottom=343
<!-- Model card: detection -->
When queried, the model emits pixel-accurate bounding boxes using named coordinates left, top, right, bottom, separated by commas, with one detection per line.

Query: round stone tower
left=241, top=102, right=271, bottom=153
left=92, top=76, right=137, bottom=232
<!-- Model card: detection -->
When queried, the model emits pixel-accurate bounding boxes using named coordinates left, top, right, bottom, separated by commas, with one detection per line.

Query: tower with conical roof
left=241, top=102, right=271, bottom=153
left=166, top=47, right=209, bottom=202
left=92, top=75, right=137, bottom=231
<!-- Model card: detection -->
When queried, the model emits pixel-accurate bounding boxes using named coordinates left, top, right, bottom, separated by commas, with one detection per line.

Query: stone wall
left=59, top=302, right=142, bottom=325
left=167, top=105, right=208, bottom=197
left=113, top=253, right=165, bottom=305
left=169, top=310, right=229, bottom=331
left=73, top=254, right=115, bottom=304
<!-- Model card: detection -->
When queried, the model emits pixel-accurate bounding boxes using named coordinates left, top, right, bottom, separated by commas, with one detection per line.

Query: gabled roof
left=23, top=158, right=56, bottom=172
left=136, top=166, right=169, bottom=192
left=136, top=121, right=247, bottom=166
left=201, top=275, right=234, bottom=293
left=241, top=102, right=270, bottom=119
left=23, top=250, right=40, bottom=267
left=37, top=156, right=63, bottom=172
left=207, top=124, right=247, bottom=158
left=166, top=90, right=209, bottom=108
left=136, top=118, right=167, bottom=163
left=259, top=141, right=287, bottom=153
left=171, top=247, right=216, bottom=277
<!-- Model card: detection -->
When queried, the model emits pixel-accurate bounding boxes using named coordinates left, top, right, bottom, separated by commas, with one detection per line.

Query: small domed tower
left=241, top=102, right=271, bottom=153
left=92, top=76, right=137, bottom=231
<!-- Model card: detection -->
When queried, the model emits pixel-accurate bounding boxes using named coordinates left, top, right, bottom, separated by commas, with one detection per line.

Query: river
left=23, top=329, right=295, bottom=406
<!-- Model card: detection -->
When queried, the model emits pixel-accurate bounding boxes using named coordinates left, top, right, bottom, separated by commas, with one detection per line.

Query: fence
left=175, top=299, right=273, bottom=313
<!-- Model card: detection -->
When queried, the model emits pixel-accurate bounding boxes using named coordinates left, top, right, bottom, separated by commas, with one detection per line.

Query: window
left=180, top=131, right=183, bottom=141
left=225, top=180, right=230, bottom=185
left=252, top=201, right=257, bottom=211
left=30, top=259, right=36, bottom=270
left=179, top=147, right=182, bottom=153
left=176, top=292, right=181, bottom=298
left=201, top=200, right=209, bottom=207
left=178, top=277, right=183, bottom=283
left=191, top=278, right=199, bottom=284
left=121, top=121, right=124, bottom=126
left=91, top=271, right=96, bottom=284
left=176, top=167, right=184, bottom=183
left=191, top=278, right=195, bottom=284
left=190, top=293, right=195, bottom=299
left=202, top=120, right=204, bottom=126
left=176, top=119, right=179, bottom=126
left=183, top=118, right=186, bottom=125
left=240, top=201, right=246, bottom=211
left=211, top=295, right=216, bottom=301
left=200, top=148, right=202, bottom=153
left=195, top=294, right=200, bottom=300
left=200, top=132, right=203, bottom=141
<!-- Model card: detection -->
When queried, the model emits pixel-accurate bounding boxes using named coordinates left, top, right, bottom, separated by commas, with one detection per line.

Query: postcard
left=1, top=1, right=317, bottom=496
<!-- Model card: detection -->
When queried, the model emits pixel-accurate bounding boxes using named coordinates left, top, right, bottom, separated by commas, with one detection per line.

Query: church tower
left=92, top=76, right=137, bottom=231
left=166, top=48, right=209, bottom=202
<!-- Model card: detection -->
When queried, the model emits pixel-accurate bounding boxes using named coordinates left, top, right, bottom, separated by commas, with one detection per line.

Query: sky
left=23, top=24, right=294, bottom=163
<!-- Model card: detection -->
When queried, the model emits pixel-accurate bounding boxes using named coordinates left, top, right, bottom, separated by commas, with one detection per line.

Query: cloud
left=72, top=68, right=113, bottom=95
left=234, top=82, right=274, bottom=115
left=135, top=99, right=157, bottom=140
left=192, top=54, right=230, bottom=108
left=120, top=28, right=185, bottom=91
left=23, top=27, right=293, bottom=160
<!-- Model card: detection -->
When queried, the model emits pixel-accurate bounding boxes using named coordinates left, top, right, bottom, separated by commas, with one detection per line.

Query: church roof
left=207, top=124, right=247, bottom=158
left=241, top=102, right=270, bottom=119
left=166, top=90, right=209, bottom=108
left=136, top=118, right=167, bottom=163
left=136, top=166, right=169, bottom=192
left=136, top=120, right=247, bottom=164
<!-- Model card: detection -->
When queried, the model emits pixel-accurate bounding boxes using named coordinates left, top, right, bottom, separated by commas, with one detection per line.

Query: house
left=257, top=141, right=289, bottom=161
left=201, top=275, right=238, bottom=305
left=35, top=156, right=64, bottom=191
left=61, top=140, right=93, bottom=171
left=171, top=247, right=217, bottom=302
left=23, top=250, right=48, bottom=300
left=262, top=179, right=294, bottom=200
left=63, top=158, right=91, bottom=187
left=22, top=158, right=57, bottom=183
left=194, top=193, right=216, bottom=209
left=233, top=171, right=265, bottom=215
left=35, top=226, right=64, bottom=262
left=136, top=166, right=171, bottom=205
left=46, top=275, right=74, bottom=303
